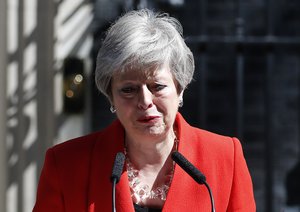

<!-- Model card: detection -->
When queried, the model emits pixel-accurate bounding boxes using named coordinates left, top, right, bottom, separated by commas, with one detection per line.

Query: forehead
left=113, top=65, right=174, bottom=82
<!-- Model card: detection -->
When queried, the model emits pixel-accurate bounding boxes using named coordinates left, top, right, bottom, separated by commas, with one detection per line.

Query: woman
left=33, top=9, right=256, bottom=212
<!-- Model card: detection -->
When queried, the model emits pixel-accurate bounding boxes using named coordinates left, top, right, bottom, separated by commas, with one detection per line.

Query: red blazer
left=33, top=113, right=256, bottom=212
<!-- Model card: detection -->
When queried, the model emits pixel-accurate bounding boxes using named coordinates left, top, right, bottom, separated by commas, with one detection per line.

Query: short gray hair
left=95, top=9, right=195, bottom=99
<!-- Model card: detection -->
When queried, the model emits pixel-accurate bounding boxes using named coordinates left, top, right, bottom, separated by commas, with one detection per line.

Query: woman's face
left=111, top=65, right=182, bottom=140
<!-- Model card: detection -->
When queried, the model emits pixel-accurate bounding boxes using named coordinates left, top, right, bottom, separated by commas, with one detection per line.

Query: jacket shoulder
left=48, top=119, right=122, bottom=167
left=177, top=113, right=234, bottom=147
left=47, top=130, right=113, bottom=177
left=183, top=126, right=240, bottom=169
left=189, top=126, right=235, bottom=148
left=50, top=131, right=101, bottom=157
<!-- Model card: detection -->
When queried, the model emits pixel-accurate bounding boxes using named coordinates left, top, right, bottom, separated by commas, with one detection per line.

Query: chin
left=148, top=124, right=166, bottom=136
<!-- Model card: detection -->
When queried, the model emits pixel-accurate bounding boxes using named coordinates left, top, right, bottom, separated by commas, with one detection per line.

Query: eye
left=119, top=85, right=138, bottom=98
left=120, top=86, right=138, bottom=94
left=152, top=84, right=166, bottom=92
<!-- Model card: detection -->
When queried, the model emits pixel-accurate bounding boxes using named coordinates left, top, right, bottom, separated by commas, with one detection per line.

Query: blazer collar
left=87, top=113, right=208, bottom=211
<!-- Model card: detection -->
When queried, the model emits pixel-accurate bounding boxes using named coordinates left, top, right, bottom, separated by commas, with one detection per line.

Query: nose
left=137, top=85, right=153, bottom=110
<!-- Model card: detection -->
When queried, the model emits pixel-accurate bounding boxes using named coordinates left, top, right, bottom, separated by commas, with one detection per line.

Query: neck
left=125, top=130, right=178, bottom=208
left=125, top=131, right=176, bottom=169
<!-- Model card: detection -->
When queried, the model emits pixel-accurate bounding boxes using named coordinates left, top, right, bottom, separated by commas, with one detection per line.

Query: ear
left=179, top=90, right=184, bottom=100
left=108, top=97, right=114, bottom=106
left=179, top=90, right=183, bottom=98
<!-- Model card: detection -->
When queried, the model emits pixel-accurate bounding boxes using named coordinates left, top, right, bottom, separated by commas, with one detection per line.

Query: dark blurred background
left=1, top=0, right=300, bottom=211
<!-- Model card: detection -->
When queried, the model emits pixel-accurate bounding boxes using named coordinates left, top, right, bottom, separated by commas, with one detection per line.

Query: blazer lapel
left=163, top=113, right=211, bottom=211
left=87, top=120, right=134, bottom=212
left=116, top=172, right=135, bottom=211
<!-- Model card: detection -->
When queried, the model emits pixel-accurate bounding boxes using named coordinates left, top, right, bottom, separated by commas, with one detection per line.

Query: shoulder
left=190, top=127, right=237, bottom=156
left=178, top=114, right=242, bottom=164
left=187, top=127, right=247, bottom=177
left=49, top=119, right=121, bottom=158
left=177, top=112, right=238, bottom=155
left=50, top=131, right=100, bottom=156
left=181, top=122, right=235, bottom=150
left=44, top=131, right=102, bottom=172
left=192, top=127, right=233, bottom=142
left=192, top=127, right=236, bottom=147
left=177, top=112, right=233, bottom=143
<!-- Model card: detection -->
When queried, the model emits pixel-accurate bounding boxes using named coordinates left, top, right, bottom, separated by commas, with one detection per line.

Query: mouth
left=137, top=116, right=161, bottom=123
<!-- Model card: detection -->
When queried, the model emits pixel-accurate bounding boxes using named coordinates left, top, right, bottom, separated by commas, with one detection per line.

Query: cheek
left=155, top=96, right=179, bottom=113
left=114, top=98, right=136, bottom=116
left=116, top=97, right=134, bottom=106
left=115, top=104, right=131, bottom=121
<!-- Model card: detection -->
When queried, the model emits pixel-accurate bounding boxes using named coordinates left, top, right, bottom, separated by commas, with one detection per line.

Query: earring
left=110, top=105, right=116, bottom=113
left=179, top=99, right=183, bottom=107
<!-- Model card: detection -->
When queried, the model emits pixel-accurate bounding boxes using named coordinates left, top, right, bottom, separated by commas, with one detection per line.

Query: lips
left=137, top=115, right=161, bottom=123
